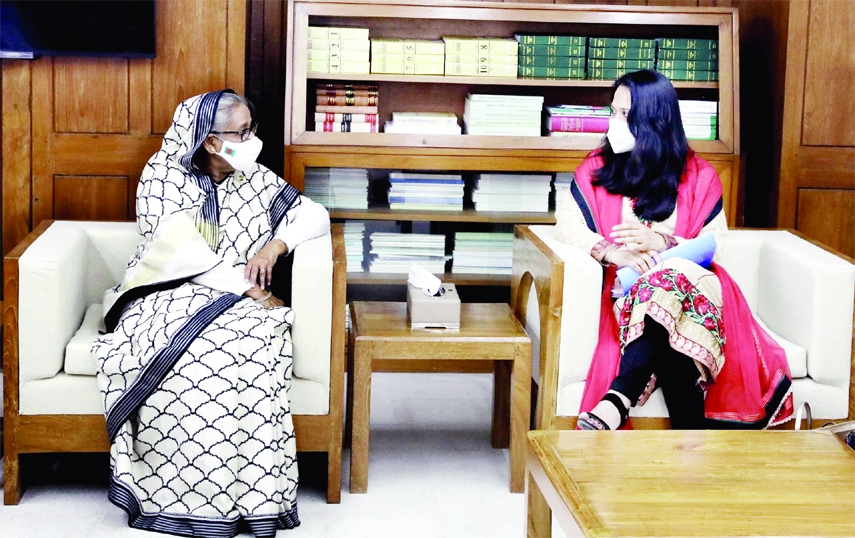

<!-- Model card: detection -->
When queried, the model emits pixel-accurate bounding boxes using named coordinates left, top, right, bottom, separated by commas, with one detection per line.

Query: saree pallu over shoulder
left=572, top=150, right=793, bottom=428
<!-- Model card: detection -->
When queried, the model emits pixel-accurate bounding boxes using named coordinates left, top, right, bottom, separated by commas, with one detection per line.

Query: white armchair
left=512, top=225, right=855, bottom=430
left=3, top=221, right=347, bottom=504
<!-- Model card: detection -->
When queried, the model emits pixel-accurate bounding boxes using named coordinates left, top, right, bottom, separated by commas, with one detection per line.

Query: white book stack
left=472, top=173, right=552, bottom=212
left=368, top=232, right=449, bottom=274
left=343, top=221, right=365, bottom=273
left=679, top=100, right=718, bottom=140
left=388, top=171, right=464, bottom=211
left=304, top=167, right=369, bottom=210
left=452, top=232, right=514, bottom=275
left=384, top=112, right=461, bottom=135
left=553, top=172, right=575, bottom=212
left=306, top=26, right=371, bottom=74
left=464, top=94, right=544, bottom=137
left=371, top=39, right=445, bottom=75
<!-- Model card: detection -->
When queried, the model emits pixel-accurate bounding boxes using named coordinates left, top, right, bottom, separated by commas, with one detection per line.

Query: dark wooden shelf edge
left=330, top=209, right=556, bottom=223
left=347, top=272, right=511, bottom=286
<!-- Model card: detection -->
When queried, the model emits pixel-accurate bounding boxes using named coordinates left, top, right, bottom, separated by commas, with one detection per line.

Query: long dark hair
left=594, top=70, right=689, bottom=222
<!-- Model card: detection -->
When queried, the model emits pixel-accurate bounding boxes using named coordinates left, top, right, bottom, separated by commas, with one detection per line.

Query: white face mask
left=214, top=135, right=263, bottom=172
left=606, top=118, right=636, bottom=154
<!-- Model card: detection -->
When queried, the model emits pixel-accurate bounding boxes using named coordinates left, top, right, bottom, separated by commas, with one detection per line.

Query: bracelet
left=254, top=291, right=272, bottom=303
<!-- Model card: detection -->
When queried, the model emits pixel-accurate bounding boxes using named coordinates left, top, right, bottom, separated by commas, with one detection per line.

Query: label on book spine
left=517, top=66, right=584, bottom=79
left=519, top=44, right=585, bottom=57
left=656, top=69, right=719, bottom=82
left=314, top=113, right=378, bottom=123
left=587, top=47, right=655, bottom=60
left=519, top=55, right=584, bottom=68
left=589, top=38, right=655, bottom=49
left=547, top=115, right=609, bottom=133
left=587, top=58, right=655, bottom=69
left=658, top=59, right=718, bottom=71
left=658, top=49, right=719, bottom=61
left=659, top=38, right=718, bottom=50
left=514, top=34, right=586, bottom=46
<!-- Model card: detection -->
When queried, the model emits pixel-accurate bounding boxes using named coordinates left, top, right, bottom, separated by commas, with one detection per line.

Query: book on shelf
left=518, top=66, right=584, bottom=79
left=316, top=94, right=378, bottom=106
left=371, top=38, right=445, bottom=55
left=519, top=55, right=585, bottom=68
left=307, top=26, right=370, bottom=41
left=587, top=58, right=655, bottom=70
left=466, top=93, right=544, bottom=103
left=464, top=100, right=543, bottom=112
left=306, top=38, right=371, bottom=51
left=587, top=47, right=655, bottom=60
left=342, top=221, right=366, bottom=272
left=391, top=112, right=458, bottom=125
left=656, top=69, right=718, bottom=82
left=518, top=44, right=585, bottom=57
left=316, top=83, right=378, bottom=96
left=587, top=67, right=634, bottom=80
left=442, top=37, right=519, bottom=56
left=547, top=131, right=605, bottom=138
left=445, top=53, right=517, bottom=65
left=371, top=53, right=444, bottom=65
left=372, top=61, right=444, bottom=75
left=658, top=48, right=718, bottom=61
left=315, top=105, right=379, bottom=114
left=659, top=38, right=718, bottom=50
left=546, top=105, right=611, bottom=116
left=546, top=115, right=609, bottom=133
left=514, top=34, right=586, bottom=47
left=682, top=114, right=718, bottom=126
left=307, top=59, right=370, bottom=74
left=314, top=112, right=378, bottom=123
left=589, top=37, right=656, bottom=49
left=679, top=100, right=718, bottom=113
left=384, top=122, right=462, bottom=135
left=315, top=121, right=378, bottom=133
left=445, top=63, right=517, bottom=77
left=389, top=172, right=464, bottom=181
left=464, top=102, right=542, bottom=122
left=658, top=59, right=718, bottom=71
left=307, top=49, right=369, bottom=62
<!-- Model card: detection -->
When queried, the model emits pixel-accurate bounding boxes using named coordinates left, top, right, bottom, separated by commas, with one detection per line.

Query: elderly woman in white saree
left=92, top=89, right=329, bottom=537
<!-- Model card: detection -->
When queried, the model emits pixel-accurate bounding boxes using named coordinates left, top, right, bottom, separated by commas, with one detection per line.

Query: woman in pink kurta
left=555, top=70, right=793, bottom=430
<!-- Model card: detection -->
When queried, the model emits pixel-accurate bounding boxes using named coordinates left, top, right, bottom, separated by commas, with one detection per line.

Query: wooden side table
left=526, top=429, right=855, bottom=537
left=346, top=301, right=532, bottom=494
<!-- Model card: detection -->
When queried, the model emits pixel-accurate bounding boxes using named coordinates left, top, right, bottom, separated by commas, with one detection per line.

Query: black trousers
left=609, top=318, right=706, bottom=429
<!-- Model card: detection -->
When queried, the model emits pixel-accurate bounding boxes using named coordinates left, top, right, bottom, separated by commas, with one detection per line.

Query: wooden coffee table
left=346, top=301, right=531, bottom=494
left=526, top=429, right=855, bottom=537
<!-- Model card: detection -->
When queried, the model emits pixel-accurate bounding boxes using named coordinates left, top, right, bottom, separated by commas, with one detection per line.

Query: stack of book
left=370, top=39, right=445, bottom=75
left=472, top=173, right=553, bottom=212
left=383, top=112, right=461, bottom=135
left=443, top=37, right=518, bottom=78
left=515, top=34, right=586, bottom=80
left=387, top=171, right=464, bottom=211
left=303, top=167, right=369, bottom=209
left=368, top=232, right=449, bottom=274
left=464, top=94, right=543, bottom=137
left=343, top=221, right=366, bottom=273
left=586, top=38, right=656, bottom=80
left=314, top=84, right=379, bottom=132
left=452, top=232, right=515, bottom=275
left=679, top=100, right=718, bottom=140
left=306, top=26, right=370, bottom=74
left=657, top=38, right=719, bottom=82
left=553, top=172, right=575, bottom=212
left=545, top=105, right=610, bottom=138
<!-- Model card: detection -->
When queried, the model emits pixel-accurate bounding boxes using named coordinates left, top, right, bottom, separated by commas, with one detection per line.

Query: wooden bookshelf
left=284, top=0, right=741, bottom=287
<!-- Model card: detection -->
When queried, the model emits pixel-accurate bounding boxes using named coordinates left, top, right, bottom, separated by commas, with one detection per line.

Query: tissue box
left=407, top=283, right=461, bottom=329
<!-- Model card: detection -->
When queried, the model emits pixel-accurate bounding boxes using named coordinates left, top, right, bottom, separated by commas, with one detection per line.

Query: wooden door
left=1, top=0, right=246, bottom=260
left=778, top=0, right=855, bottom=257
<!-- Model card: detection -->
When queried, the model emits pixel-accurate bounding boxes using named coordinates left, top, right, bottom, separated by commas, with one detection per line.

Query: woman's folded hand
left=610, top=222, right=667, bottom=252
left=608, top=248, right=661, bottom=275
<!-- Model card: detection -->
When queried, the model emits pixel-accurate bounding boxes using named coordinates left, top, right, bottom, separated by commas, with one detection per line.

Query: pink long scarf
left=575, top=151, right=794, bottom=428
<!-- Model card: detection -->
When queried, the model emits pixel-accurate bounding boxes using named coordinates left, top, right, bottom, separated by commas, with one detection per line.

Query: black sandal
left=577, top=392, right=630, bottom=430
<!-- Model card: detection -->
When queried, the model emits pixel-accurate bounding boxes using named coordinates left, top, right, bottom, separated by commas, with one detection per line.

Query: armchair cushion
left=64, top=303, right=103, bottom=376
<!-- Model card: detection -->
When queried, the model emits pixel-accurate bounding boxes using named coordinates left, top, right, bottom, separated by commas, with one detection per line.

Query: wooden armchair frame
left=3, top=222, right=348, bottom=504
left=511, top=224, right=855, bottom=431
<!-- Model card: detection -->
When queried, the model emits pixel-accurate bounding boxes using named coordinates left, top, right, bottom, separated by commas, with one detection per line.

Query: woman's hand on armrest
left=245, top=239, right=288, bottom=290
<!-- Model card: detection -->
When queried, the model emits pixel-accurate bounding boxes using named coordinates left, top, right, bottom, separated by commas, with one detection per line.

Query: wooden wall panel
left=779, top=0, right=855, bottom=252
left=796, top=189, right=855, bottom=257
left=801, top=0, right=855, bottom=147
left=153, top=0, right=231, bottom=134
left=53, top=58, right=129, bottom=134
left=0, top=0, right=247, bottom=272
left=54, top=176, right=129, bottom=221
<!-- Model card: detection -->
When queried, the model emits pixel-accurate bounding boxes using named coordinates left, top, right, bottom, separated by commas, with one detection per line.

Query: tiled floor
left=0, top=372, right=527, bottom=538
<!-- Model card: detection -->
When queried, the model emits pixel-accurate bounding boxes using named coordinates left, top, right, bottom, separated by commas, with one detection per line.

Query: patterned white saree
left=93, top=90, right=302, bottom=537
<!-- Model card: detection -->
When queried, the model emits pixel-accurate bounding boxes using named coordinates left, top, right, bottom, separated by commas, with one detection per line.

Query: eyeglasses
left=211, top=121, right=258, bottom=142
